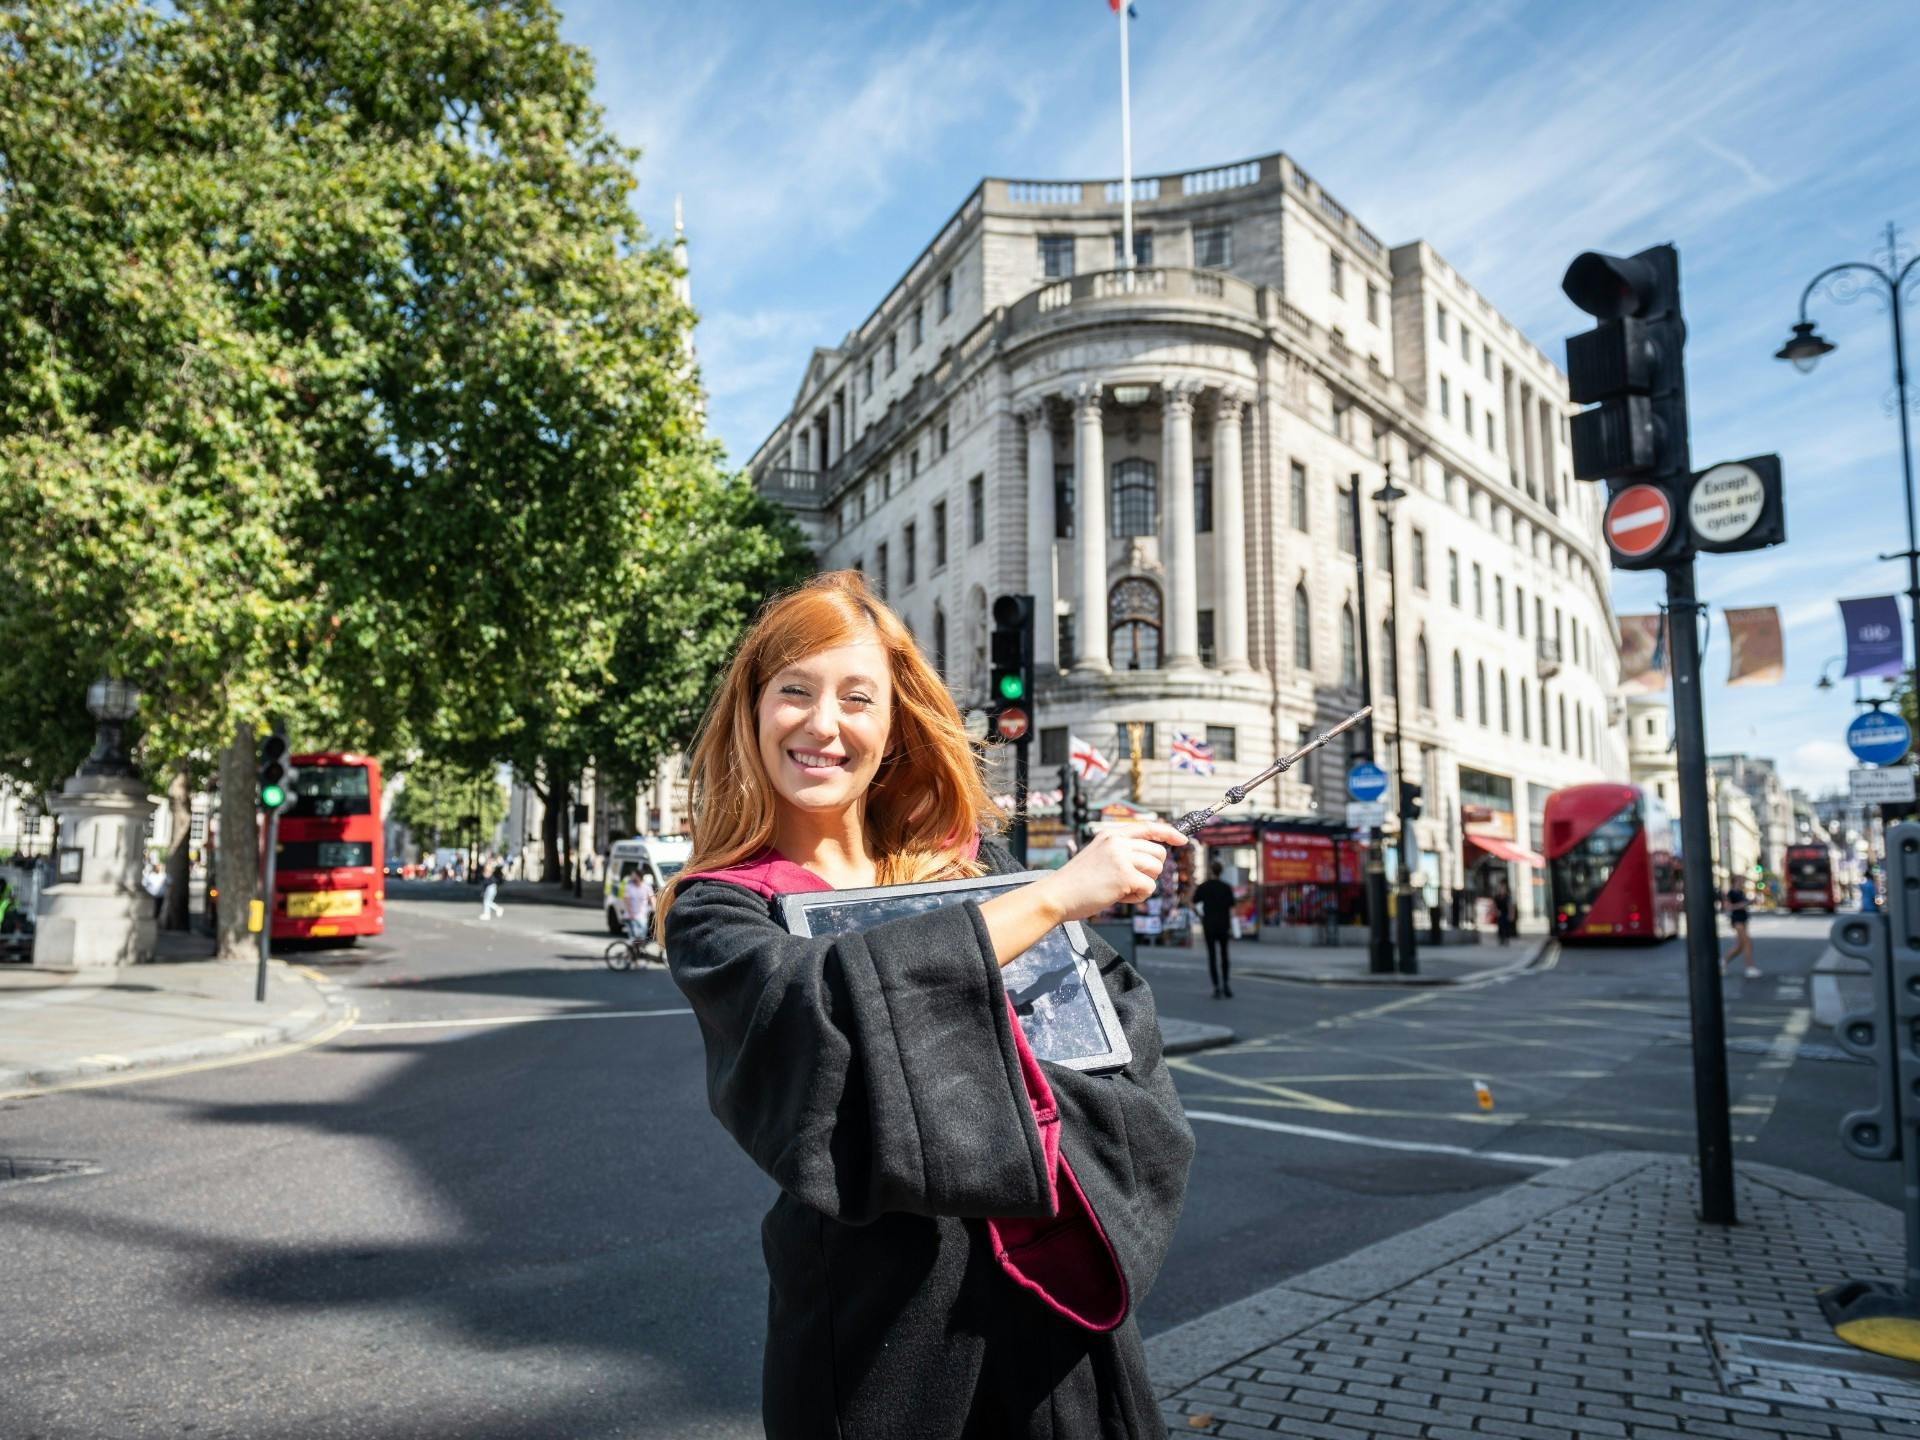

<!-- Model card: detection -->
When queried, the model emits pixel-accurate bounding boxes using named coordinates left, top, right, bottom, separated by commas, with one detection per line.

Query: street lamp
left=80, top=675, right=140, bottom=778
left=1779, top=224, right=1920, bottom=716
left=1372, top=474, right=1418, bottom=975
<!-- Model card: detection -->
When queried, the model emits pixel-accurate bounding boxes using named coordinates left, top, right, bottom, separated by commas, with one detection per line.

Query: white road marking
left=1184, top=1108, right=1571, bottom=1168
left=349, top=1007, right=692, bottom=1033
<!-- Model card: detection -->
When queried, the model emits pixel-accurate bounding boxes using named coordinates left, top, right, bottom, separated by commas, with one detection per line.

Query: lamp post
left=81, top=676, right=141, bottom=778
left=1779, top=225, right=1920, bottom=722
left=1373, top=476, right=1418, bottom=974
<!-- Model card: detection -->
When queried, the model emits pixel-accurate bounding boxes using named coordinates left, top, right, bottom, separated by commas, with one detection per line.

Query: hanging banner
left=1617, top=613, right=1669, bottom=694
left=1840, top=595, right=1905, bottom=678
left=1725, top=606, right=1783, bottom=687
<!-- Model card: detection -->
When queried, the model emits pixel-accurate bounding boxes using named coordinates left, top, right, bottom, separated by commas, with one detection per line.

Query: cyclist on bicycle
left=622, top=868, right=656, bottom=952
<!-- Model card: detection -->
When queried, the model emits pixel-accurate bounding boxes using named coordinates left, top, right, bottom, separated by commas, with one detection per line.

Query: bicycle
left=603, top=926, right=659, bottom=972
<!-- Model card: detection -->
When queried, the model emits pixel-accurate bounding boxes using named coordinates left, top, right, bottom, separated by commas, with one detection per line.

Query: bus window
left=287, top=765, right=372, bottom=818
left=276, top=840, right=375, bottom=871
left=1548, top=801, right=1636, bottom=928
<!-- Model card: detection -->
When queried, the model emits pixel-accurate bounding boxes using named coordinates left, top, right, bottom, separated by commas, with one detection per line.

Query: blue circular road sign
left=1346, top=761, right=1389, bottom=802
left=1848, top=710, right=1912, bottom=767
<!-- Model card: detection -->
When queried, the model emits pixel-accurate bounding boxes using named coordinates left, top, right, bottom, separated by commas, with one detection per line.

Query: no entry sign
left=1606, top=483, right=1674, bottom=560
left=994, top=706, right=1029, bottom=741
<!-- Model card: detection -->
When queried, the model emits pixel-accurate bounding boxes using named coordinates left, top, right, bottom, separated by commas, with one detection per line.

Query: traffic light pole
left=256, top=807, right=279, bottom=1002
left=1668, top=560, right=1737, bottom=1225
left=1351, top=478, right=1393, bottom=975
left=1010, top=737, right=1029, bottom=866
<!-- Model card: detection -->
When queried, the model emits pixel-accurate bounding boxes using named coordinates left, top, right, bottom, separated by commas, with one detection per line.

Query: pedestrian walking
left=479, top=863, right=503, bottom=920
left=1720, top=881, right=1759, bottom=978
left=141, top=855, right=168, bottom=920
left=658, top=570, right=1194, bottom=1440
left=1192, top=861, right=1237, bottom=998
left=1493, top=878, right=1515, bottom=947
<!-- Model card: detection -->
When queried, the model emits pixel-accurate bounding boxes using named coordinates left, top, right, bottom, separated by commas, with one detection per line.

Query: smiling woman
left=657, top=570, right=1195, bottom=1439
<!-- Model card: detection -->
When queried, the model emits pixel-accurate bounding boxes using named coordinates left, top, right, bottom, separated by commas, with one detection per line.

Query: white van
left=601, top=835, right=693, bottom=934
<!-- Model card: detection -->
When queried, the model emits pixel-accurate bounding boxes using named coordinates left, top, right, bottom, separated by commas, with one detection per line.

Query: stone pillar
left=1073, top=384, right=1110, bottom=673
left=1162, top=382, right=1202, bottom=672
left=1211, top=390, right=1252, bottom=672
left=1021, top=398, right=1058, bottom=669
left=829, top=395, right=843, bottom=464
left=32, top=773, right=157, bottom=968
left=1520, top=384, right=1538, bottom=494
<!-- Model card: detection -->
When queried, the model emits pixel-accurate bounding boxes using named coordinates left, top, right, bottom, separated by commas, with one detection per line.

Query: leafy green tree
left=389, top=758, right=507, bottom=858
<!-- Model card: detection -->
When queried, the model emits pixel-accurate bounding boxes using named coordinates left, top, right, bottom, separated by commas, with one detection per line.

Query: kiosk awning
left=1466, top=833, right=1545, bottom=868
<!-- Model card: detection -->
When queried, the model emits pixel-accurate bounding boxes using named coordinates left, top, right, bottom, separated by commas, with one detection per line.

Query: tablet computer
left=777, top=871, right=1133, bottom=1074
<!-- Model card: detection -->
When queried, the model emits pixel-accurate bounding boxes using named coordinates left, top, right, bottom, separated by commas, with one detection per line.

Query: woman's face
left=757, top=638, right=894, bottom=821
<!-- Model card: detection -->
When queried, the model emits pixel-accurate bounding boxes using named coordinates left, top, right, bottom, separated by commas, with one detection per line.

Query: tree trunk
left=541, top=767, right=562, bottom=883
left=216, top=724, right=258, bottom=962
left=163, top=767, right=193, bottom=932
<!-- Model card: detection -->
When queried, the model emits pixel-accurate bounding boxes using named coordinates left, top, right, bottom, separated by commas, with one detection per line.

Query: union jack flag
left=1069, top=734, right=1113, bottom=782
left=1171, top=731, right=1215, bottom=776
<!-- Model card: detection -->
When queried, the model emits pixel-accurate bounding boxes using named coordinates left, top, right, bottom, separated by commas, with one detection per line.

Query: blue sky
left=561, top=0, right=1920, bottom=796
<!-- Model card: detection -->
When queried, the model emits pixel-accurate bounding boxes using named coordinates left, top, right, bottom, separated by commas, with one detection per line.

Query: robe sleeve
left=975, top=836, right=1197, bottom=1325
left=664, top=876, right=1056, bottom=1224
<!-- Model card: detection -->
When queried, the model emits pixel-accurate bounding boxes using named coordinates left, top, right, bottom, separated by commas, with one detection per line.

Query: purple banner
left=1841, top=595, right=1906, bottom=678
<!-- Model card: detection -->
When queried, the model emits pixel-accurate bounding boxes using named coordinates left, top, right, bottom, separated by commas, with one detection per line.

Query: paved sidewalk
left=0, top=950, right=351, bottom=1096
left=1150, top=1151, right=1920, bottom=1438
left=1159, top=933, right=1549, bottom=987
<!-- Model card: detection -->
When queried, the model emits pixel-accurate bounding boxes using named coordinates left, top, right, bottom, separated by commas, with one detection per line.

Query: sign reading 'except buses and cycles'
left=1850, top=766, right=1917, bottom=805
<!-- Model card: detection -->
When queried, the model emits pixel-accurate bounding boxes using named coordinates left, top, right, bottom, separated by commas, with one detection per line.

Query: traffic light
left=1057, top=764, right=1076, bottom=828
left=1070, top=772, right=1091, bottom=837
left=1402, top=783, right=1423, bottom=821
left=257, top=734, right=297, bottom=812
left=1562, top=244, right=1691, bottom=571
left=989, top=594, right=1035, bottom=743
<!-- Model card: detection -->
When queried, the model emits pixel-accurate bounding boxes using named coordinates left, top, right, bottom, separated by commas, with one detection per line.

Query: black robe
left=664, top=837, right=1194, bottom=1439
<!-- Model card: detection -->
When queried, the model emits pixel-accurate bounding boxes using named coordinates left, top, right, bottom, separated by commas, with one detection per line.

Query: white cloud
left=1783, top=739, right=1858, bottom=797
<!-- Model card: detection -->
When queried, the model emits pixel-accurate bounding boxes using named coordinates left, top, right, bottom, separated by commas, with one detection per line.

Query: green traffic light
left=260, top=784, right=286, bottom=809
left=997, top=674, right=1025, bottom=701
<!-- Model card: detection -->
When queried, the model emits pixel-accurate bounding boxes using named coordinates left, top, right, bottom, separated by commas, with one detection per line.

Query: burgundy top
left=679, top=841, right=1126, bottom=1333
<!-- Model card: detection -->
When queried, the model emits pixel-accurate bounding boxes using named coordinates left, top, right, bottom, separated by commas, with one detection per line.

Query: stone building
left=748, top=151, right=1626, bottom=927
left=1709, top=753, right=1792, bottom=885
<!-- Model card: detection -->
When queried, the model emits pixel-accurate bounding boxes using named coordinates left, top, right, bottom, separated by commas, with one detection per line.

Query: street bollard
left=1821, top=821, right=1920, bottom=1359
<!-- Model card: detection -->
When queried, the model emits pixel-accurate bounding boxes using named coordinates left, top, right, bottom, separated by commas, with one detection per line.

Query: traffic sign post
left=1853, top=767, right=1918, bottom=805
left=1346, top=761, right=1389, bottom=803
left=1849, top=710, right=1913, bottom=768
left=1605, top=482, right=1676, bottom=566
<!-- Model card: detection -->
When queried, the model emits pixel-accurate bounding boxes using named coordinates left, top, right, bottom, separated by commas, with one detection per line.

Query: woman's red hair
left=656, top=570, right=1004, bottom=934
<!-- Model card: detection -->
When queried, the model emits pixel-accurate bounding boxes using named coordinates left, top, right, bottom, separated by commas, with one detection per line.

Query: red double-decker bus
left=1544, top=783, right=1682, bottom=942
left=272, top=753, right=385, bottom=942
left=1784, top=843, right=1839, bottom=913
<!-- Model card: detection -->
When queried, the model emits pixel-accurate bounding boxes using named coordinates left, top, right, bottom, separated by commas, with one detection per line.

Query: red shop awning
left=1466, top=833, right=1545, bottom=869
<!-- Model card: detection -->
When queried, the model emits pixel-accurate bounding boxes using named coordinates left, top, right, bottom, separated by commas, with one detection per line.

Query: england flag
left=1069, top=734, right=1113, bottom=782
left=1171, top=731, right=1216, bottom=776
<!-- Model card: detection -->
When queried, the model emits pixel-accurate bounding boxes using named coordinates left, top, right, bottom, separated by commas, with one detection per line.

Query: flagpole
left=1118, top=0, right=1134, bottom=286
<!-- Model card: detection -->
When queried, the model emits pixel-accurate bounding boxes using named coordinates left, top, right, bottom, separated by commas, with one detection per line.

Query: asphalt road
left=0, top=893, right=1879, bottom=1439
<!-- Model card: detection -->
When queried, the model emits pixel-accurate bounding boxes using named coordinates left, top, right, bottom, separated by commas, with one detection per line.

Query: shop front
left=1193, top=815, right=1361, bottom=942
left=1459, top=767, right=1544, bottom=927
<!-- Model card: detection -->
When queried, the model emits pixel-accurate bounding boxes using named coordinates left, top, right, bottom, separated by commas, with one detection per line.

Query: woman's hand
left=977, top=821, right=1187, bottom=967
left=1036, top=821, right=1189, bottom=922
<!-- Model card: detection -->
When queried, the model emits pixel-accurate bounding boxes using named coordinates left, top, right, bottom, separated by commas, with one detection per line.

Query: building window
left=862, top=360, right=873, bottom=399
left=1039, top=234, right=1074, bottom=278
left=1464, top=395, right=1474, bottom=433
left=1517, top=586, right=1527, bottom=637
left=937, top=421, right=950, bottom=456
left=1452, top=651, right=1465, bottom=718
left=1110, top=577, right=1162, bottom=671
left=1495, top=575, right=1505, bottom=628
left=1380, top=621, right=1396, bottom=696
left=1367, top=282, right=1380, bottom=325
left=1375, top=510, right=1391, bottom=568
left=912, top=305, right=925, bottom=350
left=932, top=604, right=946, bottom=679
left=1329, top=249, right=1345, bottom=297
left=1486, top=412, right=1495, bottom=449
left=1206, top=725, right=1236, bottom=762
left=1194, top=458, right=1214, bottom=533
left=1558, top=694, right=1568, bottom=751
left=1054, top=464, right=1075, bottom=539
left=1476, top=660, right=1488, bottom=726
left=1293, top=584, right=1312, bottom=671
left=1499, top=669, right=1510, bottom=733
left=1040, top=726, right=1068, bottom=767
left=1483, top=343, right=1492, bottom=379
left=1058, top=612, right=1076, bottom=669
left=1194, top=222, right=1231, bottom=269
left=1448, top=549, right=1460, bottom=606
left=903, top=521, right=917, bottom=585
left=1198, top=609, right=1215, bottom=666
left=932, top=500, right=948, bottom=569
left=1411, top=528, right=1428, bottom=590
left=1112, top=230, right=1153, bottom=267
left=1335, top=487, right=1355, bottom=553
left=968, top=475, right=984, bottom=546
left=1439, top=376, right=1451, bottom=419
left=1460, top=324, right=1471, bottom=361
left=886, top=335, right=897, bottom=375
left=939, top=273, right=953, bottom=320
left=1576, top=704, right=1585, bottom=759
left=1340, top=603, right=1358, bottom=686
left=1110, top=457, right=1158, bottom=538
left=909, top=448, right=919, bottom=479
left=1436, top=303, right=1448, bottom=342
left=1540, top=685, right=1551, bottom=746
left=1416, top=634, right=1431, bottom=708
left=1290, top=461, right=1309, bottom=532
left=876, top=542, right=888, bottom=598
left=1472, top=562, right=1483, bottom=618
left=1520, top=679, right=1531, bottom=740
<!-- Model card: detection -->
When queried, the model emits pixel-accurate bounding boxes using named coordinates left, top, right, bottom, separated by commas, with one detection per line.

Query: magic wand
left=1168, top=706, right=1373, bottom=837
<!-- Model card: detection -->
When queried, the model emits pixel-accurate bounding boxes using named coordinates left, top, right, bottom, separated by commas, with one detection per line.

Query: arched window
left=1416, top=634, right=1431, bottom=709
left=1340, top=603, right=1358, bottom=686
left=1498, top=668, right=1510, bottom=733
left=1451, top=651, right=1464, bottom=718
left=1109, top=577, right=1162, bottom=670
left=1109, top=458, right=1158, bottom=538
left=1519, top=678, right=1531, bottom=740
left=1475, top=660, right=1488, bottom=726
left=1293, top=584, right=1312, bottom=671
left=1379, top=621, right=1397, bottom=697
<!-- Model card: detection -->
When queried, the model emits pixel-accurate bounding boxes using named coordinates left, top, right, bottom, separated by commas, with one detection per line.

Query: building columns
left=1021, top=399, right=1058, bottom=669
left=1073, top=384, right=1110, bottom=673
left=1211, top=391, right=1252, bottom=672
left=1162, top=383, right=1203, bottom=672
